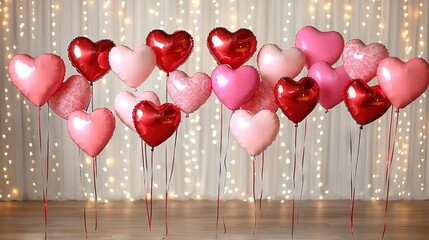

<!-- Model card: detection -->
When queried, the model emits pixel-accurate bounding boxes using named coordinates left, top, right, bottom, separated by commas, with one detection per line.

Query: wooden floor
left=0, top=200, right=428, bottom=239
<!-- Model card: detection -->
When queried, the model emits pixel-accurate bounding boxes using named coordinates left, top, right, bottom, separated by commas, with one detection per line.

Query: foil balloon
left=377, top=57, right=429, bottom=110
left=295, top=26, right=344, bottom=68
left=8, top=53, right=65, bottom=107
left=342, top=39, right=389, bottom=82
left=274, top=77, right=320, bottom=124
left=146, top=29, right=194, bottom=73
left=230, top=110, right=280, bottom=156
left=68, top=36, right=115, bottom=82
left=67, top=108, right=116, bottom=158
left=133, top=101, right=181, bottom=148
left=343, top=79, right=391, bottom=126
left=211, top=64, right=260, bottom=110
left=207, top=27, right=257, bottom=69
left=257, top=44, right=305, bottom=88
left=241, top=80, right=278, bottom=115
left=308, top=61, right=351, bottom=110
left=109, top=44, right=156, bottom=88
left=167, top=70, right=212, bottom=115
left=114, top=91, right=161, bottom=132
left=49, top=75, right=91, bottom=120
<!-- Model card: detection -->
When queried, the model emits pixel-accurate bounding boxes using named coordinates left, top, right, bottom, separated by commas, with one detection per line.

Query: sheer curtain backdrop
left=0, top=0, right=428, bottom=202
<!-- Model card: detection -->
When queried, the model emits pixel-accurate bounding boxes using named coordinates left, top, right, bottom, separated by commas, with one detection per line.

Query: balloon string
left=349, top=128, right=354, bottom=199
left=141, top=140, right=150, bottom=230
left=296, top=119, right=307, bottom=223
left=385, top=107, right=394, bottom=184
left=90, top=82, right=94, bottom=112
left=382, top=110, right=400, bottom=239
left=164, top=130, right=178, bottom=238
left=216, top=103, right=223, bottom=235
left=38, top=107, right=42, bottom=154
left=252, top=159, right=257, bottom=236
left=221, top=113, right=233, bottom=234
left=350, top=126, right=363, bottom=236
left=149, top=147, right=155, bottom=231
left=291, top=123, right=298, bottom=238
left=43, top=108, right=50, bottom=240
left=92, top=157, right=98, bottom=231
left=259, top=151, right=265, bottom=218
left=79, top=160, right=88, bottom=239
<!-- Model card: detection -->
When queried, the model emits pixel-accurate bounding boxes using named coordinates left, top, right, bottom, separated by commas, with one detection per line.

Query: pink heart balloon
left=257, top=44, right=305, bottom=88
left=67, top=108, right=116, bottom=158
left=167, top=70, right=212, bottom=115
left=377, top=57, right=429, bottom=110
left=8, top=54, right=65, bottom=107
left=48, top=75, right=91, bottom=120
left=114, top=91, right=160, bottom=131
left=230, top=110, right=280, bottom=156
left=211, top=64, right=260, bottom=110
left=342, top=39, right=389, bottom=82
left=295, top=26, right=344, bottom=68
left=308, top=61, right=351, bottom=110
left=241, top=80, right=278, bottom=115
left=109, top=44, right=156, bottom=89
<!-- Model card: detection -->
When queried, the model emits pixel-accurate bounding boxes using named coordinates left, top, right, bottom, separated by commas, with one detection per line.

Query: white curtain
left=0, top=0, right=428, bottom=202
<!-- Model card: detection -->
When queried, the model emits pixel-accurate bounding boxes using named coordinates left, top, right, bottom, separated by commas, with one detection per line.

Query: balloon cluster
left=7, top=25, right=429, bottom=158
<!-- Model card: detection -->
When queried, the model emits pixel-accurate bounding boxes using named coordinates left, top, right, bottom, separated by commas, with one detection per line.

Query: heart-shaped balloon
left=133, top=101, right=181, bottom=148
left=109, top=44, right=156, bottom=88
left=257, top=44, right=305, bottom=88
left=274, top=77, right=320, bottom=124
left=167, top=70, right=212, bottom=115
left=68, top=36, right=115, bottom=82
left=230, top=110, right=280, bottom=156
left=241, top=80, right=278, bottom=115
left=308, top=61, right=351, bottom=110
left=48, top=75, right=91, bottom=120
left=114, top=91, right=160, bottom=132
left=8, top=54, right=65, bottom=107
left=342, top=39, right=389, bottom=82
left=295, top=26, right=344, bottom=68
left=207, top=27, right=257, bottom=69
left=67, top=108, right=116, bottom=157
left=377, top=57, right=429, bottom=110
left=146, top=29, right=194, bottom=73
left=343, top=79, right=391, bottom=126
left=211, top=64, right=260, bottom=110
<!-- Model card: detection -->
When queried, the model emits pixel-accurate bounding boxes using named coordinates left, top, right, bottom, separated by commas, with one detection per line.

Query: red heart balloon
left=274, top=77, right=320, bottom=124
left=133, top=101, right=181, bottom=148
left=146, top=30, right=194, bottom=73
left=207, top=27, right=257, bottom=69
left=68, top=36, right=115, bottom=82
left=343, top=79, right=391, bottom=126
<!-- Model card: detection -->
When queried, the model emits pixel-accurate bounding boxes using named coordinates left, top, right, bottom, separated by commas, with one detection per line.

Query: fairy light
left=324, top=1, right=331, bottom=29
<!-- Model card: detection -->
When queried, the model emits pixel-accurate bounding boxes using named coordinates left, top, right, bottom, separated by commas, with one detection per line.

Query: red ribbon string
left=382, top=109, right=400, bottom=239
left=141, top=140, right=150, bottom=230
left=297, top=119, right=307, bottom=223
left=252, top=159, right=257, bottom=236
left=149, top=147, right=155, bottom=231
left=90, top=82, right=94, bottom=112
left=44, top=109, right=50, bottom=240
left=79, top=161, right=88, bottom=239
left=164, top=130, right=178, bottom=237
left=350, top=126, right=363, bottom=236
left=291, top=123, right=298, bottom=238
left=92, top=157, right=98, bottom=231
left=259, top=152, right=265, bottom=218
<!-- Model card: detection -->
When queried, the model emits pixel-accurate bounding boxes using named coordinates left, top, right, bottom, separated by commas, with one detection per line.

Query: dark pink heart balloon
left=8, top=54, right=65, bottom=107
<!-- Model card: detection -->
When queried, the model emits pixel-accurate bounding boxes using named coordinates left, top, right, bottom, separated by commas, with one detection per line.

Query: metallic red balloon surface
left=274, top=77, right=320, bottom=124
left=132, top=101, right=181, bottom=148
left=207, top=27, right=257, bottom=69
left=343, top=79, right=391, bottom=126
left=68, top=36, right=115, bottom=82
left=146, top=29, right=194, bottom=73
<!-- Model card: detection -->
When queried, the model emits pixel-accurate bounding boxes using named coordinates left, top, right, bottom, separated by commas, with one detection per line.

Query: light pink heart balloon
left=308, top=61, right=351, bottom=110
left=257, top=44, right=305, bottom=88
left=67, top=108, right=116, bottom=158
left=48, top=75, right=91, bottom=120
left=230, top=110, right=280, bottom=156
left=241, top=80, right=278, bottom=115
left=8, top=54, right=65, bottom=107
left=211, top=64, right=260, bottom=110
left=377, top=57, right=429, bottom=110
left=108, top=44, right=156, bottom=88
left=114, top=91, right=160, bottom=131
left=295, top=26, right=344, bottom=68
left=167, top=70, right=212, bottom=115
left=342, top=39, right=389, bottom=82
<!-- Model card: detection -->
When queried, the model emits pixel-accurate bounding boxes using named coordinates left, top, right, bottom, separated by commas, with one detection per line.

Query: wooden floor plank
left=0, top=200, right=428, bottom=239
